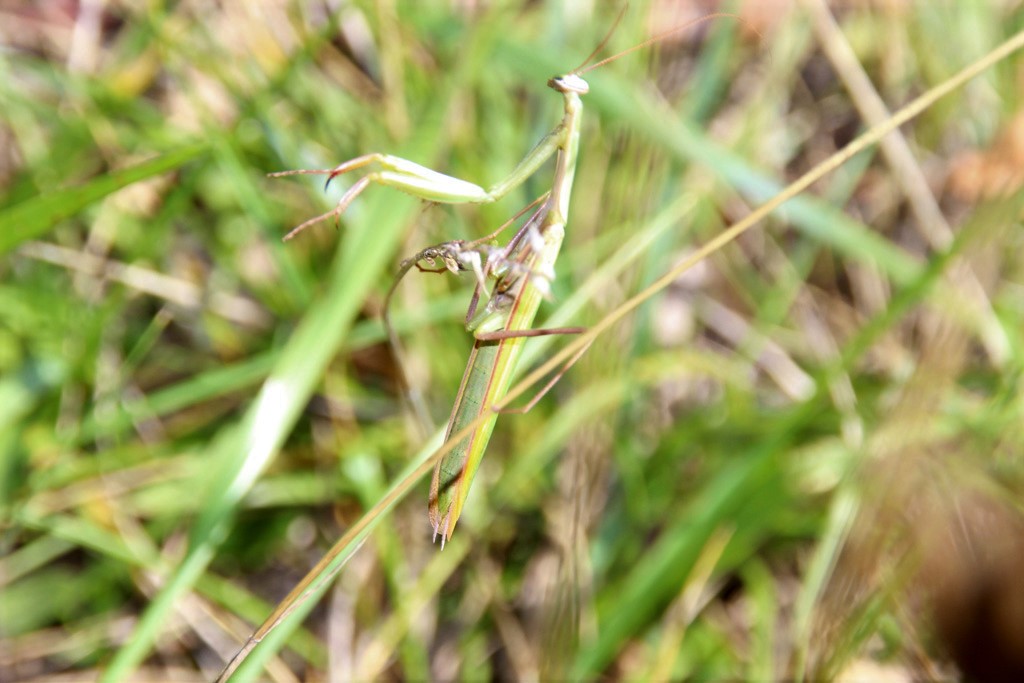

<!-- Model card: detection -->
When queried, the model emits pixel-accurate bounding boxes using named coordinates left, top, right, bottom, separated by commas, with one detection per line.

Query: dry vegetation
left=2, top=1, right=1024, bottom=680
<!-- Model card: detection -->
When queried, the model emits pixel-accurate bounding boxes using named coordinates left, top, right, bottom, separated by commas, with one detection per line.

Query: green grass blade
left=0, top=144, right=207, bottom=253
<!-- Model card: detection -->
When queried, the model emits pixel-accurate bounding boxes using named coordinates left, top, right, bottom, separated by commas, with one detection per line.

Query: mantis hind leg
left=486, top=330, right=593, bottom=416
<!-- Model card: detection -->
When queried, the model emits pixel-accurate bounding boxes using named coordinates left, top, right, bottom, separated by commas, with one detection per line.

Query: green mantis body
left=426, top=75, right=589, bottom=543
left=274, top=73, right=590, bottom=544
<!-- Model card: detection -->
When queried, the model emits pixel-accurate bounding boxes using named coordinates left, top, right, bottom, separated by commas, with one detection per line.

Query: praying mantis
left=272, top=14, right=735, bottom=545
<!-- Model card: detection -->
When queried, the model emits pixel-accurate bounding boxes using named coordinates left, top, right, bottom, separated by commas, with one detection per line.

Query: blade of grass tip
left=0, top=144, right=207, bottom=253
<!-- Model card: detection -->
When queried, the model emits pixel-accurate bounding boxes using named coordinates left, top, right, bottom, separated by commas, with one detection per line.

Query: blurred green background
left=3, top=1, right=1024, bottom=680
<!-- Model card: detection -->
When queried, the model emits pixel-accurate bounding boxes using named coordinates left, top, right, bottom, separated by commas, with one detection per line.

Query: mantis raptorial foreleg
left=269, top=118, right=568, bottom=241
